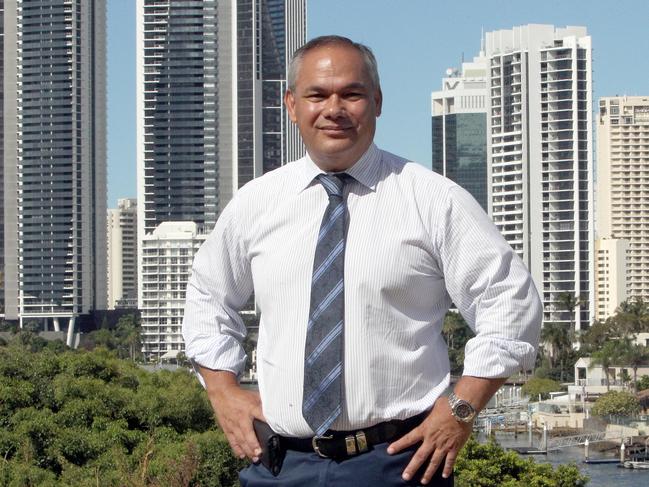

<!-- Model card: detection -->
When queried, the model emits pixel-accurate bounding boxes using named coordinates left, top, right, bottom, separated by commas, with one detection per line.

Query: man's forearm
left=198, top=366, right=240, bottom=396
left=452, top=375, right=507, bottom=411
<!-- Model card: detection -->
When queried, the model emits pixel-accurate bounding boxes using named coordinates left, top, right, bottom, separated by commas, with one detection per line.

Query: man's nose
left=324, top=95, right=344, bottom=117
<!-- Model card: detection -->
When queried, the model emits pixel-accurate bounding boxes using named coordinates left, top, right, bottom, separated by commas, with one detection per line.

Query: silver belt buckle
left=312, top=435, right=333, bottom=458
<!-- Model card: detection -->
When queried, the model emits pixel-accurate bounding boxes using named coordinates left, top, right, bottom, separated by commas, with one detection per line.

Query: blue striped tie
left=303, top=173, right=347, bottom=436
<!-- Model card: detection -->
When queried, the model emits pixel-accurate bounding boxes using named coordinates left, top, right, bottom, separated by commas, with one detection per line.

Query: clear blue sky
left=107, top=0, right=649, bottom=207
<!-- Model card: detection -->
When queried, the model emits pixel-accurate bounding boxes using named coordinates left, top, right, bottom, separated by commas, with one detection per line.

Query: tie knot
left=318, top=173, right=347, bottom=198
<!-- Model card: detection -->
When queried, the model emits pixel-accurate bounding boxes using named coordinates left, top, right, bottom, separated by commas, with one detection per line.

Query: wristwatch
left=448, top=392, right=477, bottom=423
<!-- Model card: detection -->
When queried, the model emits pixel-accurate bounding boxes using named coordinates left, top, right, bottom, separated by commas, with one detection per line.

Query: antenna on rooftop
left=480, top=27, right=485, bottom=55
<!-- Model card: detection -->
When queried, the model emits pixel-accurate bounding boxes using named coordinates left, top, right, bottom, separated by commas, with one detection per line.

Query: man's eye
left=345, top=93, right=364, bottom=100
left=307, top=94, right=325, bottom=101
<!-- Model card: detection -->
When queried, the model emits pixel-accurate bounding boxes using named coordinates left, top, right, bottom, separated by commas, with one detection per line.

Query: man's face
left=285, top=45, right=382, bottom=172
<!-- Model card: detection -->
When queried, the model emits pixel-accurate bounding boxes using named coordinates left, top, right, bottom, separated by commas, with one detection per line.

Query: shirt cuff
left=462, top=336, right=537, bottom=378
left=185, top=335, right=248, bottom=388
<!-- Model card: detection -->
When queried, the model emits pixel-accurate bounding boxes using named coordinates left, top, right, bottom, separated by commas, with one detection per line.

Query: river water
left=490, top=433, right=648, bottom=487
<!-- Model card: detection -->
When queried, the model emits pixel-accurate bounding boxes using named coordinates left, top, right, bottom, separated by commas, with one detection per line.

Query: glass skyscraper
left=137, top=0, right=306, bottom=236
left=431, top=56, right=488, bottom=212
left=2, top=0, right=107, bottom=329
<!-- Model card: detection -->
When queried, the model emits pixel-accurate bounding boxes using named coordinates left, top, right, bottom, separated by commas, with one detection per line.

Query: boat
left=583, top=459, right=619, bottom=465
left=621, top=460, right=649, bottom=469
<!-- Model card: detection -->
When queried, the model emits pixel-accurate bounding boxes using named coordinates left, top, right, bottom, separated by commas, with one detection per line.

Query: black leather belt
left=281, top=411, right=428, bottom=459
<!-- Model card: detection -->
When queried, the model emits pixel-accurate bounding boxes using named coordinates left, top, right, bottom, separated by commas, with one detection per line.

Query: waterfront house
left=569, top=357, right=649, bottom=401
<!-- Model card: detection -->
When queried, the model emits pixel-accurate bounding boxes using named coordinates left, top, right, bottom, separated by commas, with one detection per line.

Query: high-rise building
left=597, top=96, right=649, bottom=302
left=136, top=0, right=306, bottom=356
left=107, top=199, right=138, bottom=310
left=136, top=0, right=306, bottom=239
left=2, top=0, right=107, bottom=329
left=140, top=222, right=206, bottom=361
left=484, top=25, right=594, bottom=332
left=594, top=237, right=628, bottom=321
left=431, top=54, right=488, bottom=211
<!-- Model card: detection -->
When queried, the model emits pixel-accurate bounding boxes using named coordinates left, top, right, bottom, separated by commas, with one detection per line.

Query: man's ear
left=285, top=90, right=298, bottom=123
left=374, top=87, right=383, bottom=117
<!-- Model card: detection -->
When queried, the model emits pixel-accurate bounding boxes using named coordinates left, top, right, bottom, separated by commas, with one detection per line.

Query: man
left=183, top=35, right=541, bottom=486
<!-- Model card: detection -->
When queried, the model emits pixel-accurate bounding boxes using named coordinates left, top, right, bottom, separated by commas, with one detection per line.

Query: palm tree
left=116, top=314, right=141, bottom=361
left=541, top=322, right=569, bottom=369
left=540, top=321, right=577, bottom=381
left=556, top=292, right=584, bottom=342
left=579, top=318, right=613, bottom=353
left=590, top=341, right=624, bottom=391
left=616, top=297, right=649, bottom=336
left=124, top=327, right=140, bottom=361
left=621, top=342, right=649, bottom=391
left=442, top=312, right=466, bottom=350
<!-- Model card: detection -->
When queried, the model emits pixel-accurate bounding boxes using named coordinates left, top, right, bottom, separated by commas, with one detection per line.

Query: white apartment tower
left=107, top=199, right=138, bottom=309
left=140, top=222, right=205, bottom=361
left=597, top=96, right=649, bottom=303
left=431, top=54, right=488, bottom=211
left=136, top=0, right=306, bottom=357
left=485, top=25, right=594, bottom=331
left=2, top=0, right=107, bottom=328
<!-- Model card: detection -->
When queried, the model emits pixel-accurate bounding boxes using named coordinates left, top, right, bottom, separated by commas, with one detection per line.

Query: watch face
left=455, top=401, right=474, bottom=419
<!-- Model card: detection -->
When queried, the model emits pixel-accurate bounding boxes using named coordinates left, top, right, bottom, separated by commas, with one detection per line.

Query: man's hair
left=287, top=35, right=380, bottom=92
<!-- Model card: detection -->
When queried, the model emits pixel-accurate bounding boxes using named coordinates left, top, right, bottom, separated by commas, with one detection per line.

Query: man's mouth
left=319, top=126, right=352, bottom=132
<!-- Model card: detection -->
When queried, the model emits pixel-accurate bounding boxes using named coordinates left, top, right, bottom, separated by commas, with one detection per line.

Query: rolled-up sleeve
left=437, top=185, right=542, bottom=378
left=182, top=194, right=253, bottom=379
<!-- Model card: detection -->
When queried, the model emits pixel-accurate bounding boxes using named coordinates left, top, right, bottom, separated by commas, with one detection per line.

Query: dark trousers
left=239, top=443, right=453, bottom=486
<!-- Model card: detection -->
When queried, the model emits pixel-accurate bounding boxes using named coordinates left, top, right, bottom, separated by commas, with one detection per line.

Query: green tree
left=0, top=320, right=18, bottom=332
left=521, top=377, right=562, bottom=401
left=616, top=297, right=649, bottom=335
left=591, top=390, right=641, bottom=418
left=589, top=340, right=624, bottom=391
left=82, top=314, right=143, bottom=361
left=455, top=436, right=588, bottom=486
left=84, top=328, right=118, bottom=351
left=539, top=321, right=576, bottom=382
left=619, top=341, right=649, bottom=391
left=442, top=312, right=474, bottom=375
left=23, top=320, right=42, bottom=334
left=0, top=340, right=244, bottom=484
left=556, top=292, right=584, bottom=331
left=637, top=375, right=649, bottom=391
left=116, top=314, right=142, bottom=361
left=579, top=318, right=615, bottom=353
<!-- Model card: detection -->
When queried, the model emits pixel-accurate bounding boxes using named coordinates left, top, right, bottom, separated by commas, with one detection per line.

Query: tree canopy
left=455, top=437, right=588, bottom=487
left=591, top=390, right=641, bottom=418
left=521, top=378, right=562, bottom=401
left=0, top=336, right=244, bottom=486
left=637, top=375, right=649, bottom=392
left=442, top=311, right=474, bottom=375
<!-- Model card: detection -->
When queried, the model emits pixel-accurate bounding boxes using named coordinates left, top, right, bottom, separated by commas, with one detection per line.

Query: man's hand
left=200, top=368, right=266, bottom=461
left=388, top=376, right=506, bottom=484
left=387, top=398, right=472, bottom=484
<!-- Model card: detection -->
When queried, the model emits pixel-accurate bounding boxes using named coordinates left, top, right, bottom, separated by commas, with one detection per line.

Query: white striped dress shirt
left=182, top=144, right=542, bottom=437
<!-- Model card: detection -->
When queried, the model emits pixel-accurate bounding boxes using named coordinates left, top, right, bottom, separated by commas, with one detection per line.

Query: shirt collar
left=297, top=143, right=381, bottom=193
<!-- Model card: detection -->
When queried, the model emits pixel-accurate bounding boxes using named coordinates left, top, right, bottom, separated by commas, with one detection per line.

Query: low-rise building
left=569, top=357, right=649, bottom=401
